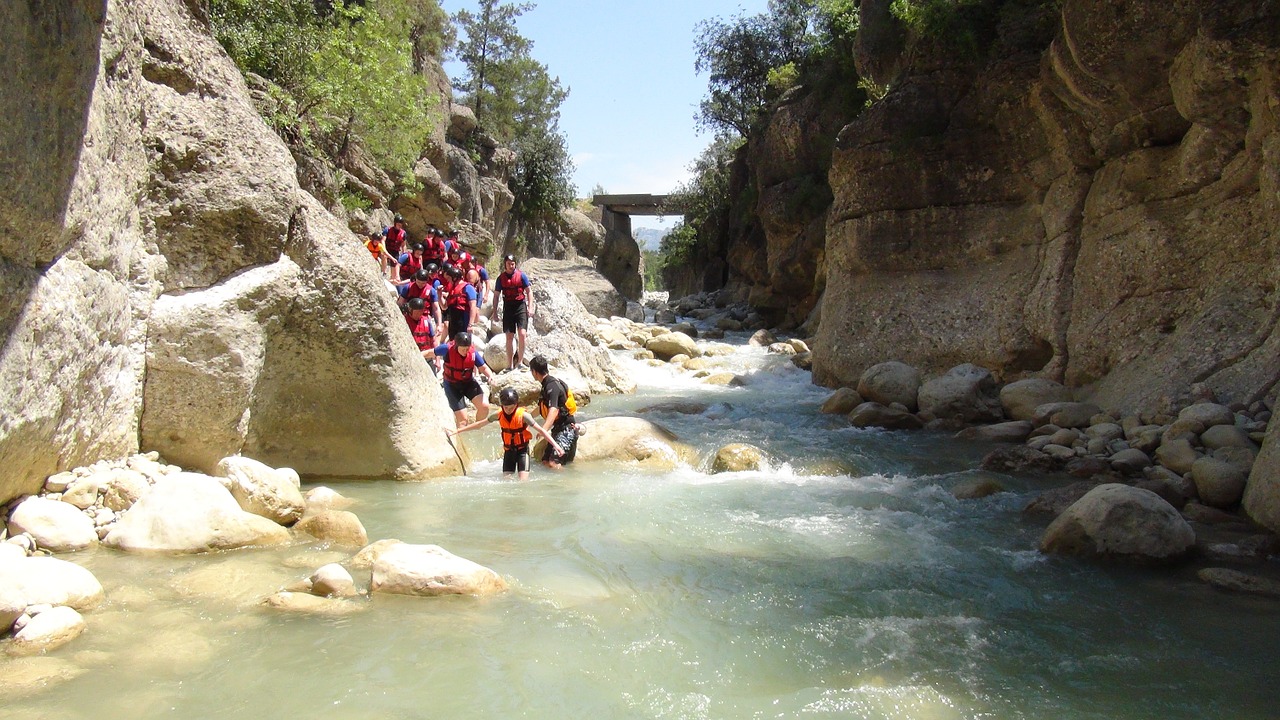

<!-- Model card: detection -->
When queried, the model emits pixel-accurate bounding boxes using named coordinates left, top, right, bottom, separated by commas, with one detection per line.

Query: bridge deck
left=592, top=193, right=682, bottom=216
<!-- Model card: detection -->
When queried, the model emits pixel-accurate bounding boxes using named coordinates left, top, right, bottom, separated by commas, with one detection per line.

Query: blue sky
left=439, top=0, right=770, bottom=232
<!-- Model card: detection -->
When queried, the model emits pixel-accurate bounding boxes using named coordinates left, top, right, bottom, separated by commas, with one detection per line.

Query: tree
left=451, top=0, right=532, bottom=137
left=509, top=123, right=576, bottom=223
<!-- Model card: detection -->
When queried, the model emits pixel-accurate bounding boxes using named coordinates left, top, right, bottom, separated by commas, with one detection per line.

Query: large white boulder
left=6, top=497, right=98, bottom=552
left=214, top=456, right=305, bottom=526
left=1040, top=484, right=1195, bottom=562
left=561, top=417, right=696, bottom=470
left=857, top=361, right=922, bottom=412
left=102, top=472, right=292, bottom=553
left=370, top=543, right=507, bottom=597
left=0, top=556, right=104, bottom=630
left=646, top=332, right=699, bottom=361
left=8, top=606, right=86, bottom=656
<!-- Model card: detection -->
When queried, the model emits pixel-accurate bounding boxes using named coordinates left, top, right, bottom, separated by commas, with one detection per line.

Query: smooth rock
left=262, top=591, right=366, bottom=615
left=1190, top=456, right=1249, bottom=508
left=304, top=486, right=354, bottom=513
left=1110, top=449, right=1153, bottom=475
left=99, top=469, right=151, bottom=512
left=710, top=444, right=767, bottom=474
left=1023, top=481, right=1104, bottom=518
left=955, top=421, right=1034, bottom=443
left=1198, top=568, right=1280, bottom=599
left=952, top=477, right=1005, bottom=499
left=60, top=480, right=100, bottom=510
left=821, top=387, right=864, bottom=415
left=848, top=402, right=923, bottom=431
left=646, top=332, right=698, bottom=361
left=0, top=556, right=104, bottom=630
left=8, top=606, right=86, bottom=656
left=1040, top=484, right=1195, bottom=562
left=749, top=329, right=778, bottom=347
left=370, top=543, right=507, bottom=597
left=295, top=511, right=368, bottom=548
left=7, top=497, right=98, bottom=553
left=1156, top=438, right=1200, bottom=475
left=1200, top=424, right=1255, bottom=451
left=856, top=361, right=921, bottom=412
left=982, top=446, right=1058, bottom=474
left=1179, top=403, right=1235, bottom=428
left=349, top=539, right=405, bottom=570
left=999, top=379, right=1073, bottom=421
left=1032, top=402, right=1102, bottom=429
left=917, top=363, right=1003, bottom=423
left=214, top=456, right=305, bottom=526
left=308, top=563, right=358, bottom=598
left=102, top=473, right=291, bottom=553
left=562, top=417, right=696, bottom=470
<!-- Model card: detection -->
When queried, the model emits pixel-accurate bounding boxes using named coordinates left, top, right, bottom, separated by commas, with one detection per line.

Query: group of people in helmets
left=366, top=215, right=579, bottom=480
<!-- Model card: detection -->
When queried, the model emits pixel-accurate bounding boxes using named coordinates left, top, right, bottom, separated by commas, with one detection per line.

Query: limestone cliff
left=0, top=0, right=464, bottom=504
left=723, top=0, right=1280, bottom=417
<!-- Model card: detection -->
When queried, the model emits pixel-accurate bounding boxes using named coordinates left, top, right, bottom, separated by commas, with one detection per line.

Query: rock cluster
left=2, top=455, right=510, bottom=652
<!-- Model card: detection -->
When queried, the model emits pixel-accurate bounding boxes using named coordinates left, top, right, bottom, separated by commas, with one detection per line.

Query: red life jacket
left=400, top=253, right=422, bottom=279
left=423, top=236, right=447, bottom=263
left=384, top=226, right=406, bottom=256
left=442, top=342, right=476, bottom=383
left=498, top=407, right=532, bottom=451
left=405, top=313, right=433, bottom=351
left=446, top=280, right=473, bottom=312
left=406, top=281, right=434, bottom=304
left=498, top=270, right=528, bottom=303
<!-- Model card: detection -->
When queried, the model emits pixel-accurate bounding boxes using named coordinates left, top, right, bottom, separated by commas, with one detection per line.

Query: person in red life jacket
left=422, top=227, right=448, bottom=267
left=399, top=269, right=442, bottom=330
left=490, top=254, right=535, bottom=371
left=433, top=332, right=495, bottom=428
left=472, top=259, right=492, bottom=308
left=442, top=264, right=478, bottom=339
left=384, top=214, right=408, bottom=258
left=403, top=297, right=436, bottom=370
left=365, top=231, right=394, bottom=277
left=529, top=355, right=576, bottom=469
left=447, top=245, right=475, bottom=277
left=445, top=229, right=462, bottom=254
left=446, top=387, right=564, bottom=481
left=396, top=241, right=425, bottom=283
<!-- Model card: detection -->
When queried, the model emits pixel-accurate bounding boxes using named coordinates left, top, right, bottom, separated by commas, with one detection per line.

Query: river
left=7, top=337, right=1280, bottom=719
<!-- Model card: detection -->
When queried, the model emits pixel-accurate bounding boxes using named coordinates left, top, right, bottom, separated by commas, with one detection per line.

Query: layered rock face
left=810, top=0, right=1280, bottom=416
left=0, top=0, right=461, bottom=503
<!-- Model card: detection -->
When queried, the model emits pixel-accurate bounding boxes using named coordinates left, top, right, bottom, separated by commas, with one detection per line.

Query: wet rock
left=1065, top=457, right=1112, bottom=478
left=790, top=352, right=813, bottom=370
left=702, top=373, right=738, bottom=386
left=304, top=487, right=354, bottom=514
left=636, top=401, right=710, bottom=415
left=955, top=421, right=1034, bottom=443
left=1182, top=502, right=1247, bottom=526
left=766, top=342, right=796, bottom=356
left=749, top=329, right=778, bottom=347
left=999, top=379, right=1073, bottom=422
left=295, top=511, right=368, bottom=548
left=952, top=477, right=1005, bottom=499
left=0, top=656, right=87, bottom=699
left=789, top=339, right=810, bottom=354
left=982, top=446, right=1058, bottom=474
left=261, top=591, right=367, bottom=615
left=1040, top=484, right=1195, bottom=563
left=856, top=361, right=921, bottom=412
left=670, top=322, right=698, bottom=338
left=349, top=539, right=405, bottom=570
left=1197, top=568, right=1280, bottom=599
left=6, top=497, right=97, bottom=553
left=917, top=364, right=1003, bottom=423
left=308, top=563, right=357, bottom=598
left=1243, top=415, right=1280, bottom=533
left=214, top=456, right=305, bottom=526
left=710, top=444, right=767, bottom=474
left=0, top=556, right=104, bottom=631
left=820, top=387, right=864, bottom=415
left=370, top=543, right=507, bottom=597
left=7, top=606, right=85, bottom=656
left=1042, top=444, right=1076, bottom=462
left=103, top=473, right=291, bottom=553
left=646, top=332, right=698, bottom=361
left=847, top=402, right=923, bottom=431
left=567, top=417, right=696, bottom=470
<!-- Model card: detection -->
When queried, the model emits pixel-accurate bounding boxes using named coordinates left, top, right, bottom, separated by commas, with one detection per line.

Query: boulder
left=955, top=421, right=1033, bottom=443
left=856, top=361, right=921, bottom=411
left=1109, top=448, right=1152, bottom=475
left=308, top=563, right=358, bottom=598
left=766, top=342, right=796, bottom=356
left=6, top=497, right=98, bottom=552
left=1197, top=568, right=1280, bottom=599
left=294, top=510, right=368, bottom=548
left=917, top=364, right=1003, bottom=423
left=1190, top=456, right=1249, bottom=508
left=214, top=456, right=305, bottom=526
left=749, top=329, right=778, bottom=347
left=646, top=332, right=699, bottom=361
left=1032, top=402, right=1102, bottom=429
left=304, top=487, right=354, bottom=514
left=982, top=446, right=1058, bottom=474
left=820, top=387, right=864, bottom=415
left=1200, top=424, right=1256, bottom=451
left=370, top=543, right=507, bottom=597
left=1155, top=437, right=1200, bottom=475
left=848, top=402, right=923, bottom=431
left=1178, top=403, right=1235, bottom=428
left=7, top=606, right=86, bottom=656
left=1243, top=414, right=1280, bottom=533
left=102, top=473, right=291, bottom=553
left=1023, top=481, right=1104, bottom=518
left=952, top=477, right=1006, bottom=500
left=60, top=479, right=100, bottom=510
left=710, top=444, right=768, bottom=474
left=349, top=539, right=405, bottom=570
left=567, top=417, right=696, bottom=470
left=999, top=379, right=1073, bottom=421
left=0, top=556, right=104, bottom=631
left=98, top=469, right=151, bottom=512
left=522, top=257, right=626, bottom=319
left=1040, top=484, right=1195, bottom=562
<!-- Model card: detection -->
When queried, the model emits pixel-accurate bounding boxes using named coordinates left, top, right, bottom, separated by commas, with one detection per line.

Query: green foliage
left=339, top=190, right=373, bottom=211
left=451, top=1, right=574, bottom=225
left=658, top=222, right=700, bottom=268
left=658, top=137, right=742, bottom=268
left=208, top=0, right=446, bottom=185
left=641, top=249, right=664, bottom=291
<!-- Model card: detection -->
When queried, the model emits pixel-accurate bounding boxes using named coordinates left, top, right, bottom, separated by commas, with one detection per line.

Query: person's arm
left=447, top=413, right=495, bottom=436
left=526, top=277, right=535, bottom=317
left=432, top=291, right=443, bottom=328
left=467, top=288, right=478, bottom=328
left=541, top=406, right=560, bottom=433
left=524, top=414, right=564, bottom=456
left=476, top=353, right=494, bottom=382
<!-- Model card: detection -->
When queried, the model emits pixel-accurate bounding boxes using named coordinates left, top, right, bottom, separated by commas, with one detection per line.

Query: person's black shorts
left=502, top=301, right=528, bottom=333
left=443, top=379, right=483, bottom=411
left=541, top=423, right=578, bottom=465
left=502, top=447, right=531, bottom=473
left=446, top=308, right=469, bottom=337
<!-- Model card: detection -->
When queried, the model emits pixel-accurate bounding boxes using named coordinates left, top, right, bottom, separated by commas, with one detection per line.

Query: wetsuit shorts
left=502, top=447, right=531, bottom=473
left=445, top=308, right=470, bottom=337
left=502, top=300, right=529, bottom=333
left=443, top=379, right=483, bottom=411
left=541, top=423, right=578, bottom=465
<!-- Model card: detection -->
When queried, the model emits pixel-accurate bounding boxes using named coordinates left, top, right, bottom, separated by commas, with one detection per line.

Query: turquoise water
left=6, top=342, right=1280, bottom=719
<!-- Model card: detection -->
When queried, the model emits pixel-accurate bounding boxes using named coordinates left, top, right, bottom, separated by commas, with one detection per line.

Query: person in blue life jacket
left=434, top=331, right=495, bottom=428
left=447, top=387, right=564, bottom=481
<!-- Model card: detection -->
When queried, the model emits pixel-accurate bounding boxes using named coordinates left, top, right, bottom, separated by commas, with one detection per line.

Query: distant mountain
left=633, top=227, right=665, bottom=251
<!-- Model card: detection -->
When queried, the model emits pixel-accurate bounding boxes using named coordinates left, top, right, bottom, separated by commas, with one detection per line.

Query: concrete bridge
left=589, top=194, right=684, bottom=301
